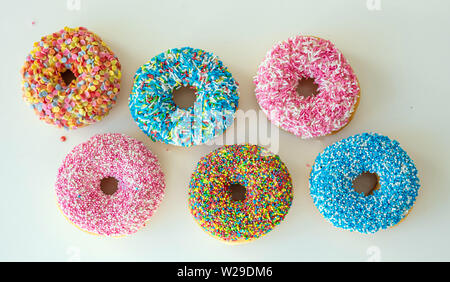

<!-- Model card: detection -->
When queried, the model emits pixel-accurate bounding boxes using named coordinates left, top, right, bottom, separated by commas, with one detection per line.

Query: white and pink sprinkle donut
left=254, top=35, right=360, bottom=138
left=55, top=133, right=165, bottom=236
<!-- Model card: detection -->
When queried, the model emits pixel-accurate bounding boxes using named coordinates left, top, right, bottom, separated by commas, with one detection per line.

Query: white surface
left=1, top=0, right=449, bottom=262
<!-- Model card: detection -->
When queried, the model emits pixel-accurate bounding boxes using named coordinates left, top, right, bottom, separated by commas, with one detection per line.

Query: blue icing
left=309, top=133, right=420, bottom=234
left=129, top=47, right=239, bottom=147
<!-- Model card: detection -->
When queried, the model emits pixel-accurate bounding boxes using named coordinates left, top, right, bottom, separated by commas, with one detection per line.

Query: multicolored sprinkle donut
left=254, top=35, right=360, bottom=138
left=189, top=145, right=293, bottom=243
left=55, top=133, right=165, bottom=236
left=309, top=133, right=420, bottom=233
left=21, top=27, right=122, bottom=129
left=129, top=47, right=239, bottom=147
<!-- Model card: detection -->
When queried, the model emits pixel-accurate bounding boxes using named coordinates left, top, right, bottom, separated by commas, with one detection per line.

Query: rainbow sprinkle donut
left=254, top=35, right=360, bottom=138
left=129, top=47, right=239, bottom=147
left=309, top=133, right=420, bottom=233
left=55, top=133, right=165, bottom=236
left=189, top=145, right=293, bottom=243
left=21, top=27, right=122, bottom=129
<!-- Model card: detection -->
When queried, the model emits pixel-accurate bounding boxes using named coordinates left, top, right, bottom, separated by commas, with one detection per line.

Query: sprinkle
left=129, top=47, right=239, bottom=147
left=254, top=36, right=360, bottom=138
left=60, top=136, right=67, bottom=142
left=309, top=133, right=420, bottom=233
left=55, top=133, right=166, bottom=236
left=189, top=144, right=293, bottom=242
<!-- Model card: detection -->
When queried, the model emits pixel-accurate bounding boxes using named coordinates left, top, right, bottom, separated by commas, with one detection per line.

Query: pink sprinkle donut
left=254, top=35, right=360, bottom=138
left=55, top=133, right=165, bottom=236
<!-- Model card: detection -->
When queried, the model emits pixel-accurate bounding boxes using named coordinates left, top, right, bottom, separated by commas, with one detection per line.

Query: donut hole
left=172, top=87, right=197, bottom=109
left=100, top=177, right=119, bottom=195
left=60, top=69, right=76, bottom=86
left=296, top=78, right=319, bottom=98
left=352, top=172, right=380, bottom=196
left=229, top=183, right=246, bottom=202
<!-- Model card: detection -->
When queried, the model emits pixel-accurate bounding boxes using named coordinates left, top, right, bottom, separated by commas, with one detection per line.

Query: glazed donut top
left=21, top=27, right=121, bottom=129
left=129, top=47, right=239, bottom=147
left=189, top=145, right=293, bottom=242
left=55, top=133, right=165, bottom=236
left=309, top=133, right=420, bottom=233
left=254, top=35, right=360, bottom=138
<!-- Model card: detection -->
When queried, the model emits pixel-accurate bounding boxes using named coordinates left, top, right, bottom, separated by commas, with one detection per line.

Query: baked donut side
left=129, top=47, right=239, bottom=147
left=189, top=145, right=293, bottom=243
left=254, top=35, right=360, bottom=138
left=309, top=133, right=420, bottom=233
left=55, top=133, right=165, bottom=236
left=21, top=27, right=121, bottom=129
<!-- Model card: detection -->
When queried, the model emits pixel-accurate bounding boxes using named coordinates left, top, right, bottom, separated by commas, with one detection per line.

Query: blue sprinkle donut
left=129, top=47, right=239, bottom=147
left=309, top=133, right=420, bottom=233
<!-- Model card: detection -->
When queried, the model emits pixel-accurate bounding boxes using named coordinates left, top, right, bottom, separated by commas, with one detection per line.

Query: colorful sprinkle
left=21, top=27, right=122, bottom=129
left=309, top=133, right=420, bottom=233
left=254, top=35, right=360, bottom=138
left=129, top=47, right=239, bottom=147
left=60, top=135, right=67, bottom=142
left=189, top=145, right=293, bottom=242
left=55, top=133, right=166, bottom=236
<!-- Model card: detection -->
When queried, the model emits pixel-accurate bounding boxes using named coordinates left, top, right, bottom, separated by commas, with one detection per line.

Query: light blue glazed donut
left=309, top=133, right=420, bottom=233
left=129, top=47, right=239, bottom=147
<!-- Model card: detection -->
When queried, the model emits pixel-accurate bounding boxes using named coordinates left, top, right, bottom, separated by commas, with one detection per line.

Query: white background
left=1, top=0, right=449, bottom=262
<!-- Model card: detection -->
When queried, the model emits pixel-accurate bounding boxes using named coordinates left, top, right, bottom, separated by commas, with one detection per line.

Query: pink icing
left=55, top=133, right=165, bottom=236
left=254, top=36, right=360, bottom=138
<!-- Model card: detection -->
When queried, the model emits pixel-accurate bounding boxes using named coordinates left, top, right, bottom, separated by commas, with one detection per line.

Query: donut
left=21, top=27, right=122, bottom=129
left=129, top=47, right=239, bottom=147
left=55, top=133, right=165, bottom=236
left=254, top=35, right=360, bottom=138
left=309, top=133, right=420, bottom=233
left=189, top=145, right=293, bottom=243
